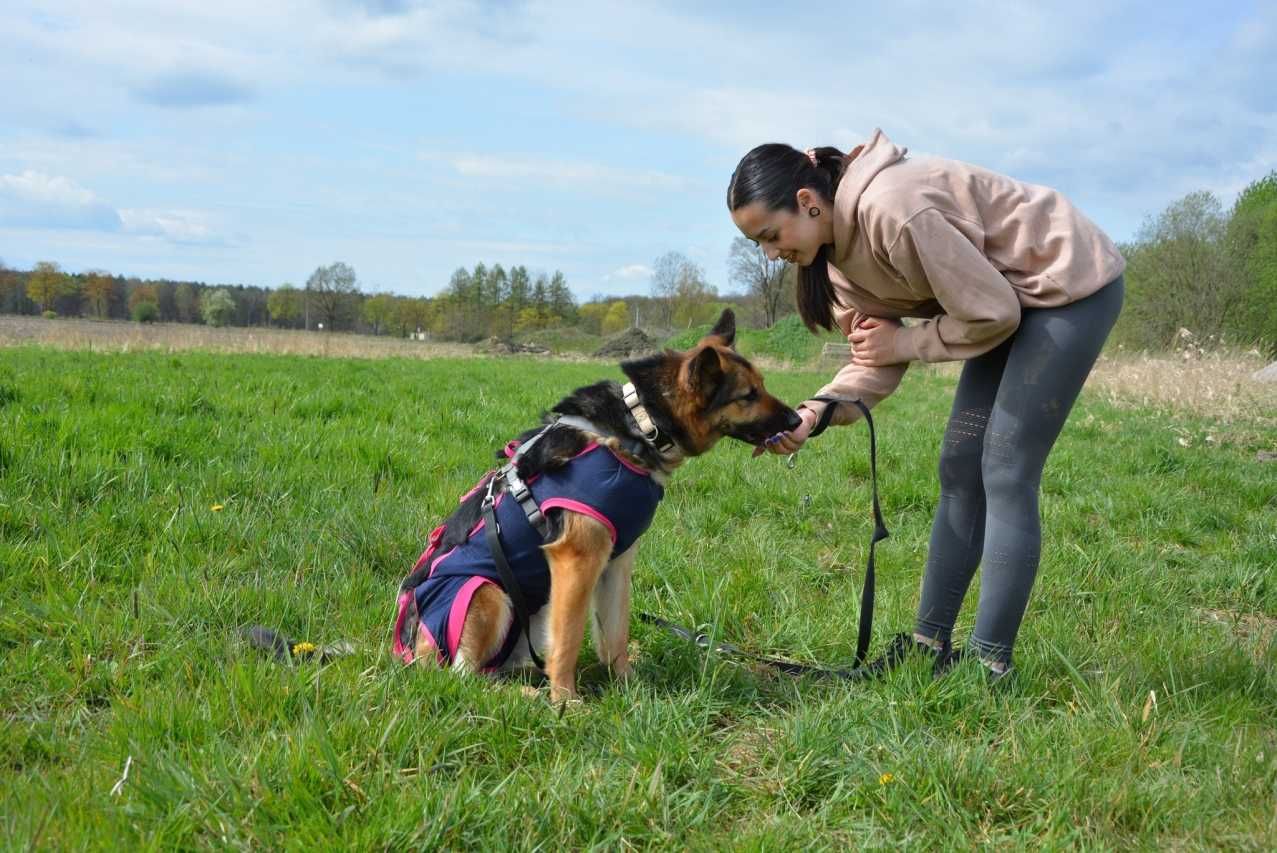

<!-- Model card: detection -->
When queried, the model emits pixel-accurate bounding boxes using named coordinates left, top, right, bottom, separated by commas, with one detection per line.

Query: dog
left=391, top=309, right=800, bottom=701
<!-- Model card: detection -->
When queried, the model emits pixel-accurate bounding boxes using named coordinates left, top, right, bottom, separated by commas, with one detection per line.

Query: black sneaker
left=932, top=643, right=964, bottom=678
left=986, top=663, right=1014, bottom=686
left=854, top=633, right=935, bottom=679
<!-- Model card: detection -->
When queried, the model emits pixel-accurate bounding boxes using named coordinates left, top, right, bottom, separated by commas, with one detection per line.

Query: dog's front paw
left=548, top=685, right=580, bottom=705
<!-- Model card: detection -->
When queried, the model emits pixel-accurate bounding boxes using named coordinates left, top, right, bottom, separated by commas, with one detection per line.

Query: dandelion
left=292, top=641, right=317, bottom=656
left=211, top=504, right=224, bottom=512
left=879, top=772, right=894, bottom=785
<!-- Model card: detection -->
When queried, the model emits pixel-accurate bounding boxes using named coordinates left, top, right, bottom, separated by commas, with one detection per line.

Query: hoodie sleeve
left=801, top=309, right=909, bottom=427
left=886, top=208, right=1021, bottom=363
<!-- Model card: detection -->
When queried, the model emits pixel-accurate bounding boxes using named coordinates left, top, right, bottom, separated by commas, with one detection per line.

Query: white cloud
left=0, top=170, right=121, bottom=230
left=0, top=170, right=232, bottom=245
left=603, top=263, right=651, bottom=282
left=118, top=209, right=231, bottom=245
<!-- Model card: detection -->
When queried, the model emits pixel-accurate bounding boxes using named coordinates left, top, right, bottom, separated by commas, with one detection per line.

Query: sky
left=1, top=1, right=1274, bottom=301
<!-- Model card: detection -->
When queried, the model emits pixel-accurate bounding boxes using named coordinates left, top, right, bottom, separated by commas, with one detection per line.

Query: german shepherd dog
left=392, top=309, right=800, bottom=701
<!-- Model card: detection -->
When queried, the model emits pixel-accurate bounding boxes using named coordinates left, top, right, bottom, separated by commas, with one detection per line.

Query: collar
left=621, top=382, right=678, bottom=458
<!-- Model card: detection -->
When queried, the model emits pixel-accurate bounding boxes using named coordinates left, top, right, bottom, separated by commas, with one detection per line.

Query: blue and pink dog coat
left=392, top=439, right=664, bottom=668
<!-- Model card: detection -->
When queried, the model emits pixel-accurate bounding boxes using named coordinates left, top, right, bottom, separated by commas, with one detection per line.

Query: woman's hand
left=849, top=317, right=904, bottom=367
left=752, top=406, right=818, bottom=457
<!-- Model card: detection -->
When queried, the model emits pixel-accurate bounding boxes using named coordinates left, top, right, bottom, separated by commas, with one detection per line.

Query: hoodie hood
left=832, top=129, right=908, bottom=263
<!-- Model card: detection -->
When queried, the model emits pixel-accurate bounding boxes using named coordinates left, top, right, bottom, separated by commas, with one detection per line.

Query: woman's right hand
left=752, top=406, right=818, bottom=457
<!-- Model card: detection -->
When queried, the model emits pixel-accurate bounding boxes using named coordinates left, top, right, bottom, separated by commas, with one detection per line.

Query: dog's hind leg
left=454, top=582, right=512, bottom=673
left=543, top=511, right=613, bottom=701
left=592, top=544, right=636, bottom=678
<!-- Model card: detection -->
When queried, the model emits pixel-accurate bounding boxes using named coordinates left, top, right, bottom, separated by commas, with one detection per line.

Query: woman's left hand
left=849, top=317, right=905, bottom=367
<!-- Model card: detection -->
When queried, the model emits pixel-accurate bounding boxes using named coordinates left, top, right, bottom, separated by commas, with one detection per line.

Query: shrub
left=131, top=301, right=159, bottom=323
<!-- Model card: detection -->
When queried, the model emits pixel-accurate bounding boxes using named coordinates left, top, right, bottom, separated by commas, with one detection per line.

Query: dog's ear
left=684, top=345, right=724, bottom=394
left=705, top=308, right=736, bottom=348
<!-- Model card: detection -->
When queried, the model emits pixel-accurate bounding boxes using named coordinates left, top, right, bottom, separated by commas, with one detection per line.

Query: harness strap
left=554, top=414, right=650, bottom=460
left=499, top=425, right=552, bottom=538
left=476, top=423, right=557, bottom=668
left=482, top=501, right=546, bottom=671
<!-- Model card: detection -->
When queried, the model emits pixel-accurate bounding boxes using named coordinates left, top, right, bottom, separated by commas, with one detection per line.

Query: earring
left=808, top=207, right=821, bottom=218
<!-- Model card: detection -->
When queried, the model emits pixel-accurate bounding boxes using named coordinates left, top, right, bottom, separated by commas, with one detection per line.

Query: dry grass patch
left=919, top=347, right=1277, bottom=435
left=0, top=315, right=475, bottom=360
left=1088, top=348, right=1277, bottom=427
left=1195, top=608, right=1277, bottom=665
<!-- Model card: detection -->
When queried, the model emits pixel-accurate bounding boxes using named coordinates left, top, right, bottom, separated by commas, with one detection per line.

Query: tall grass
left=0, top=347, right=1273, bottom=848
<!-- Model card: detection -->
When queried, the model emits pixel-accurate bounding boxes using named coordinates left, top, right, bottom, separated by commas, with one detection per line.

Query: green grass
left=513, top=325, right=605, bottom=355
left=1, top=347, right=1274, bottom=848
left=667, top=314, right=845, bottom=363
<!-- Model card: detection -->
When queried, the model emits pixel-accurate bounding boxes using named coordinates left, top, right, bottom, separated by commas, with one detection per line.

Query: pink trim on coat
left=446, top=575, right=494, bottom=661
left=539, top=498, right=617, bottom=545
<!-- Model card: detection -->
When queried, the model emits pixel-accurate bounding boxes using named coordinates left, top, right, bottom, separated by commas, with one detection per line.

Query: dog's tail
left=240, top=625, right=355, bottom=664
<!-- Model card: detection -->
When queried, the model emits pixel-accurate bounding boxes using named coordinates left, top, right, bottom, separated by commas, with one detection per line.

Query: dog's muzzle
left=727, top=408, right=803, bottom=444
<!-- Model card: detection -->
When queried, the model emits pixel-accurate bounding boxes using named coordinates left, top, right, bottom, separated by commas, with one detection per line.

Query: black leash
left=639, top=397, right=889, bottom=678
left=635, top=612, right=869, bottom=680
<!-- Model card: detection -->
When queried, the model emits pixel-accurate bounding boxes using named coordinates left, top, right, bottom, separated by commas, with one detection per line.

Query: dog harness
left=392, top=433, right=664, bottom=668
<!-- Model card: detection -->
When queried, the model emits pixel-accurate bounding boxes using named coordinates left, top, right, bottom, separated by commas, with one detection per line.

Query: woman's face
left=730, top=189, right=828, bottom=266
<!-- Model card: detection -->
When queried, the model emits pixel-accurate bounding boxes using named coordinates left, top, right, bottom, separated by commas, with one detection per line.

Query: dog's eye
left=740, top=388, right=759, bottom=404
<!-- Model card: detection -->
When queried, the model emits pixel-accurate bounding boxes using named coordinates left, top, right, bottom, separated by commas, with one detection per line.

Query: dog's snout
left=784, top=409, right=802, bottom=431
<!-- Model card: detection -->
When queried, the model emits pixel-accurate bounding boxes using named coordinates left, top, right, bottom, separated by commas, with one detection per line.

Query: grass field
left=1, top=346, right=1274, bottom=848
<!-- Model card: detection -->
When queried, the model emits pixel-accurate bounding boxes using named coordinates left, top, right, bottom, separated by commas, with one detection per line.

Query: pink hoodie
left=805, top=129, right=1125, bottom=424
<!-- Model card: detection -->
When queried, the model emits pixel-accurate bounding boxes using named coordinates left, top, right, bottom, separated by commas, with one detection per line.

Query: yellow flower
left=878, top=773, right=894, bottom=786
left=211, top=504, right=224, bottom=512
left=292, top=641, right=317, bottom=656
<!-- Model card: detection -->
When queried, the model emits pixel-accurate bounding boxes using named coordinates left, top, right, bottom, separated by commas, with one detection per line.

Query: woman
left=728, top=129, right=1125, bottom=681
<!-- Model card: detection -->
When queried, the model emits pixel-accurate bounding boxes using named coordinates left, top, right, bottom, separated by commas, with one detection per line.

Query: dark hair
left=727, top=144, right=848, bottom=332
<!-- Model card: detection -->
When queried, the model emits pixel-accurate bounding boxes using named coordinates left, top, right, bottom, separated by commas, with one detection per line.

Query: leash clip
left=481, top=471, right=499, bottom=510
left=786, top=452, right=798, bottom=469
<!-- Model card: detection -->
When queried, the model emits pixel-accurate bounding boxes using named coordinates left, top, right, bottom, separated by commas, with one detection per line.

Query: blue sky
left=1, top=1, right=1274, bottom=300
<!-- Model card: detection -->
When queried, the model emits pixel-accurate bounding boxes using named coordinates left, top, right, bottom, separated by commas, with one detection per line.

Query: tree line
left=0, top=244, right=798, bottom=341
left=0, top=260, right=584, bottom=341
left=10, top=170, right=1266, bottom=355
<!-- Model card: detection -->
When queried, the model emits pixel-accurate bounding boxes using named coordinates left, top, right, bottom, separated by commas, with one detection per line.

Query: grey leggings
left=914, top=276, right=1124, bottom=665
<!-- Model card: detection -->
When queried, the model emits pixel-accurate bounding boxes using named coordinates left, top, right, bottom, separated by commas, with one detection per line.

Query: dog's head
left=623, top=309, right=801, bottom=456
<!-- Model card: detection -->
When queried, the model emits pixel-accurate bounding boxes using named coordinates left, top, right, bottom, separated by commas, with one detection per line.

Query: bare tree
left=649, top=251, right=687, bottom=327
left=671, top=260, right=717, bottom=327
left=650, top=251, right=715, bottom=328
left=728, top=237, right=787, bottom=328
left=305, top=261, right=359, bottom=331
